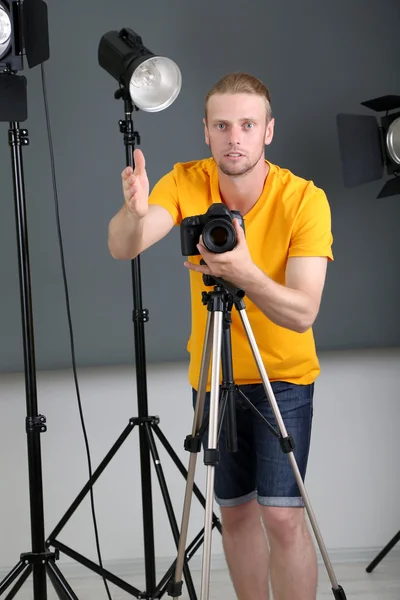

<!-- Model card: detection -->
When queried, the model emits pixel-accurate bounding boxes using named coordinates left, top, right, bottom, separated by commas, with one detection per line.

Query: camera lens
left=202, top=219, right=236, bottom=253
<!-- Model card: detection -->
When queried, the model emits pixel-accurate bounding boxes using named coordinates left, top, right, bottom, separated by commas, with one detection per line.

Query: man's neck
left=217, top=159, right=270, bottom=216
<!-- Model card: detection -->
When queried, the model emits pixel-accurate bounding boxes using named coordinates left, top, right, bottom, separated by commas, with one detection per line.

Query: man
left=108, top=71, right=333, bottom=600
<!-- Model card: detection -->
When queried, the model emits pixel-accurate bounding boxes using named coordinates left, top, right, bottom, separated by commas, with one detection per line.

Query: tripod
left=44, top=88, right=222, bottom=599
left=0, top=121, right=79, bottom=600
left=169, top=274, right=348, bottom=600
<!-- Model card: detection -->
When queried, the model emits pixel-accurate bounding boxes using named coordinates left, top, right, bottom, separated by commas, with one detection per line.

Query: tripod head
left=200, top=260, right=246, bottom=308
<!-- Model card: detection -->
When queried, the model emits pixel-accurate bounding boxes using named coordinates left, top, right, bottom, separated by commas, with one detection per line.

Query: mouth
left=224, top=152, right=244, bottom=159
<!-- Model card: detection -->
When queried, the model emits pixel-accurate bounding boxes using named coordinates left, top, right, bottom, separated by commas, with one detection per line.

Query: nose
left=228, top=124, right=242, bottom=146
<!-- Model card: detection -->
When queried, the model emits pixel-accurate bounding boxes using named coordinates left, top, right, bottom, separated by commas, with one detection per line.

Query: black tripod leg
left=366, top=530, right=400, bottom=572
left=144, top=422, right=197, bottom=600
left=0, top=562, right=32, bottom=599
left=220, top=306, right=238, bottom=453
left=46, top=561, right=79, bottom=600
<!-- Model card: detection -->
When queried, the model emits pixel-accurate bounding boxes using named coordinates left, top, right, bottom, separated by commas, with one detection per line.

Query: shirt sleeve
left=148, top=170, right=182, bottom=226
left=289, top=187, right=334, bottom=261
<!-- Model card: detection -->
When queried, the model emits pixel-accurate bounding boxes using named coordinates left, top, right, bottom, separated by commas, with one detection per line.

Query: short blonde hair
left=205, top=72, right=272, bottom=121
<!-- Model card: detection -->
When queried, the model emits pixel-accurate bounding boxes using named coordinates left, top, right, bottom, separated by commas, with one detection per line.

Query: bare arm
left=108, top=148, right=175, bottom=260
left=108, top=204, right=174, bottom=260
left=243, top=256, right=328, bottom=333
left=184, top=221, right=328, bottom=334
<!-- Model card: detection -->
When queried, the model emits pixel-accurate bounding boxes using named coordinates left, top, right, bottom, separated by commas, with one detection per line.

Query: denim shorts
left=192, top=381, right=314, bottom=508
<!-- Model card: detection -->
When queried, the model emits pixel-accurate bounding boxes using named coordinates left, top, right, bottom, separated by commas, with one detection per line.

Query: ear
left=203, top=117, right=210, bottom=146
left=265, top=117, right=275, bottom=147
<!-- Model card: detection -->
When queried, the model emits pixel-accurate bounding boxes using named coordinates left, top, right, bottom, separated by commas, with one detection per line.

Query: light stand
left=0, top=1, right=79, bottom=598
left=0, top=118, right=79, bottom=600
left=337, top=95, right=400, bottom=570
left=45, top=29, right=223, bottom=599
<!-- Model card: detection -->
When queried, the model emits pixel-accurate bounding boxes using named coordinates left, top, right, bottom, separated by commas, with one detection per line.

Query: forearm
left=241, top=265, right=315, bottom=333
left=108, top=205, right=144, bottom=260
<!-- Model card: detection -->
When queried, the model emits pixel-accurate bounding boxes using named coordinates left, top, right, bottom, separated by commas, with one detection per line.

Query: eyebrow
left=212, top=117, right=258, bottom=123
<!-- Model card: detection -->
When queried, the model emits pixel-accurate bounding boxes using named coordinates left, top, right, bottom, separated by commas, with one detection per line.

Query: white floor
left=2, top=557, right=399, bottom=599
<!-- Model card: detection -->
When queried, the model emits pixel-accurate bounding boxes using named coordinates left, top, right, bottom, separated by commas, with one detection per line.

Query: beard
left=211, top=144, right=266, bottom=177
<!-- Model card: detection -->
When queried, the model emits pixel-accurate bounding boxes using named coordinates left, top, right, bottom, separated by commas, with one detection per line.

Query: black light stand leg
left=46, top=420, right=137, bottom=543
left=0, top=562, right=32, bottom=600
left=143, top=421, right=197, bottom=600
left=46, top=562, right=79, bottom=600
left=1, top=122, right=78, bottom=600
left=366, top=530, right=400, bottom=573
left=46, top=413, right=222, bottom=597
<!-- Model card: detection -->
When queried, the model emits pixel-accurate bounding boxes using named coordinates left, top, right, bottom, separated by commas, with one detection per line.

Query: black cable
left=40, top=62, right=113, bottom=600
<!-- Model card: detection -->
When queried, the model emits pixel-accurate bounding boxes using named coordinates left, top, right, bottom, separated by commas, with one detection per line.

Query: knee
left=220, top=499, right=261, bottom=535
left=261, top=507, right=307, bottom=547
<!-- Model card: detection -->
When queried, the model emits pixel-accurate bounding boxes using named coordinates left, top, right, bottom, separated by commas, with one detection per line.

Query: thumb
left=133, top=149, right=146, bottom=176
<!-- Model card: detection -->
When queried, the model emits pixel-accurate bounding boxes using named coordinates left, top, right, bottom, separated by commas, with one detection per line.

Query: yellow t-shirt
left=148, top=157, right=333, bottom=390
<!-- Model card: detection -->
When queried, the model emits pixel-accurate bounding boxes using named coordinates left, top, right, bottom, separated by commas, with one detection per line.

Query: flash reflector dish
left=129, top=56, right=181, bottom=112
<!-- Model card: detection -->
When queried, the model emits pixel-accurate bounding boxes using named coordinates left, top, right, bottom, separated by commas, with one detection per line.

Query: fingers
left=122, top=174, right=135, bottom=196
left=196, top=239, right=209, bottom=256
left=121, top=149, right=146, bottom=193
left=133, top=148, right=146, bottom=175
left=121, top=166, right=133, bottom=189
left=184, top=261, right=212, bottom=275
left=121, top=165, right=140, bottom=196
left=233, top=218, right=245, bottom=241
left=122, top=165, right=133, bottom=178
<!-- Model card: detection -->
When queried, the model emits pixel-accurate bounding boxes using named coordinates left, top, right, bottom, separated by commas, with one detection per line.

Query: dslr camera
left=180, top=204, right=245, bottom=256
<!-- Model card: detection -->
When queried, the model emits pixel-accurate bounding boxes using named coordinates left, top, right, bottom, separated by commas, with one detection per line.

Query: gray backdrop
left=1, top=0, right=399, bottom=373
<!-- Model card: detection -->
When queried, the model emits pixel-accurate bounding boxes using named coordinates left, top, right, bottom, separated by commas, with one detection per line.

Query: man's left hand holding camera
left=184, top=217, right=252, bottom=287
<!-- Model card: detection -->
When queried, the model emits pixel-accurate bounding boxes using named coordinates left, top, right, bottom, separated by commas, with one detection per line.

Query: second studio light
left=337, top=95, right=400, bottom=199
left=0, top=0, right=49, bottom=122
left=98, top=28, right=182, bottom=113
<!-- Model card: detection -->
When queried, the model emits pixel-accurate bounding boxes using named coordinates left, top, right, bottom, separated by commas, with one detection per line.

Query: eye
left=216, top=123, right=226, bottom=130
left=244, top=122, right=255, bottom=129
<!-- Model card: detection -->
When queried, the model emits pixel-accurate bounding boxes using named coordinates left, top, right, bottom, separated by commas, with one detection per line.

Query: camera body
left=180, top=204, right=245, bottom=256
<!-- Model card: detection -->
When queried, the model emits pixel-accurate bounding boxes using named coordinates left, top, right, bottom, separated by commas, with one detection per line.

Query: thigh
left=192, top=387, right=257, bottom=506
left=242, top=381, right=314, bottom=507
